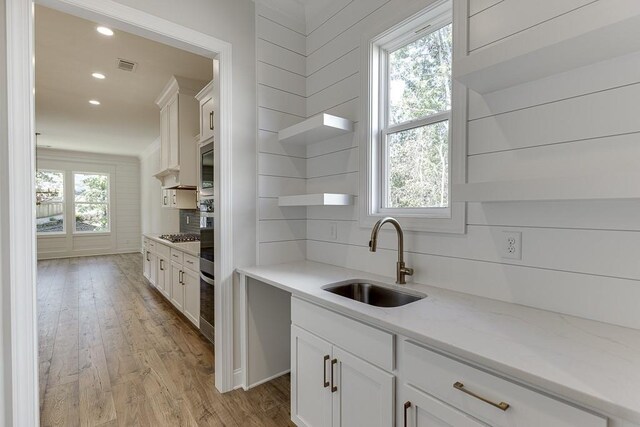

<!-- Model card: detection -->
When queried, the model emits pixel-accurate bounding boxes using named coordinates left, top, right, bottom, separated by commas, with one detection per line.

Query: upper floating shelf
left=278, top=193, right=354, bottom=207
left=454, top=1, right=640, bottom=94
left=278, top=113, right=354, bottom=145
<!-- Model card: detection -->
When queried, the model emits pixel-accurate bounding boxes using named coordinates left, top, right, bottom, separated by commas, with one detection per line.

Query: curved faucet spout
left=368, top=217, right=413, bottom=284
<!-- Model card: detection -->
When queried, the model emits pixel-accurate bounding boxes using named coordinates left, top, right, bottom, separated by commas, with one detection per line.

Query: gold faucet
left=369, top=217, right=414, bottom=284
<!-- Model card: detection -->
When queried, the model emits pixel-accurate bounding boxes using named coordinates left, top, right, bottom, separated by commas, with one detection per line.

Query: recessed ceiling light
left=96, top=26, right=114, bottom=36
left=92, top=72, right=106, bottom=79
left=89, top=100, right=101, bottom=105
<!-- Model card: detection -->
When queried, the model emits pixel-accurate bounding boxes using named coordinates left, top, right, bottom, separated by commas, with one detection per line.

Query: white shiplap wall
left=256, top=2, right=308, bottom=265
left=36, top=149, right=141, bottom=259
left=257, top=0, right=640, bottom=330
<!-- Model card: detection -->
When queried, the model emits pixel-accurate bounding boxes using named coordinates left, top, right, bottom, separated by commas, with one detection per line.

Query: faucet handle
left=401, top=267, right=414, bottom=276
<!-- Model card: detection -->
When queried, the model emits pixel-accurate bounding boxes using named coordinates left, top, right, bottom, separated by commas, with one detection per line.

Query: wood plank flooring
left=38, top=254, right=294, bottom=427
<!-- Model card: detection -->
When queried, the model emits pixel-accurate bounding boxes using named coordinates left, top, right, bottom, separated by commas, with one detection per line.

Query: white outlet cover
left=329, top=222, right=338, bottom=241
left=502, top=231, right=522, bottom=260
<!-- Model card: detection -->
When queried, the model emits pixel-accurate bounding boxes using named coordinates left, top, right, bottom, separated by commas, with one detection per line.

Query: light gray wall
left=139, top=140, right=180, bottom=237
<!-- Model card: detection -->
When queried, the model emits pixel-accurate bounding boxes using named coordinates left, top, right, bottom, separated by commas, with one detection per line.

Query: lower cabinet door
left=143, top=250, right=151, bottom=280
left=332, top=346, right=394, bottom=427
left=291, top=325, right=333, bottom=427
left=182, top=268, right=200, bottom=327
left=170, top=261, right=184, bottom=312
left=157, top=256, right=170, bottom=298
left=148, top=253, right=158, bottom=287
left=400, top=384, right=487, bottom=427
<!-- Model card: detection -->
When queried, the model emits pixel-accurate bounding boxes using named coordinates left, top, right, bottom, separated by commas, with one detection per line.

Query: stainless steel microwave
left=200, top=142, right=214, bottom=198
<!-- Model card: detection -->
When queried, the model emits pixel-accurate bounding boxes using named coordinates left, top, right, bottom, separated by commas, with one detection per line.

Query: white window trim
left=359, top=0, right=467, bottom=233
left=35, top=169, right=66, bottom=236
left=72, top=171, right=112, bottom=234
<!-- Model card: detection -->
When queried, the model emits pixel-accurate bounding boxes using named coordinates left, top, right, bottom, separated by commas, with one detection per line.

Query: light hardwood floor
left=38, top=254, right=294, bottom=427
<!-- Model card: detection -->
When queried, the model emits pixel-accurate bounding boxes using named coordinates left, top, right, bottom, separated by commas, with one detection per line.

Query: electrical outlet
left=328, top=222, right=338, bottom=241
left=501, top=231, right=522, bottom=260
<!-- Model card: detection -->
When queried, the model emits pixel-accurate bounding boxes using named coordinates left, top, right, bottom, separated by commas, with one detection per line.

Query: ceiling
left=35, top=5, right=213, bottom=157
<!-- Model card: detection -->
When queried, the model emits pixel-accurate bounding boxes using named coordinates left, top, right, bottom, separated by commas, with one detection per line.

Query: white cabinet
left=143, top=238, right=200, bottom=328
left=154, top=75, right=205, bottom=188
left=331, top=346, right=394, bottom=427
left=161, top=188, right=196, bottom=209
left=400, top=384, right=486, bottom=427
left=156, top=256, right=170, bottom=299
left=182, top=267, right=200, bottom=327
left=399, top=340, right=607, bottom=427
left=195, top=80, right=215, bottom=143
left=291, top=326, right=333, bottom=427
left=291, top=298, right=395, bottom=427
left=170, top=260, right=185, bottom=312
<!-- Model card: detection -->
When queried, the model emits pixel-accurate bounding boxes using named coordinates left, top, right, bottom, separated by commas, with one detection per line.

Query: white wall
left=139, top=139, right=179, bottom=237
left=0, top=0, right=9, bottom=422
left=36, top=148, right=141, bottom=259
left=255, top=0, right=640, bottom=331
left=255, top=1, right=308, bottom=265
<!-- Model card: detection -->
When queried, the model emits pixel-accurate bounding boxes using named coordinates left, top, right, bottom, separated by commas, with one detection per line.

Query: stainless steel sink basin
left=323, top=280, right=425, bottom=308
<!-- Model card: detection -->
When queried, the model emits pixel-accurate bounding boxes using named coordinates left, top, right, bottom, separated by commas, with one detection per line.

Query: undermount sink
left=323, top=280, right=425, bottom=308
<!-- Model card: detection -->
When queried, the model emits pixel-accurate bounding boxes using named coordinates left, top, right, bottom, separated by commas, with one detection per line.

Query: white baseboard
left=246, top=369, right=290, bottom=390
left=36, top=248, right=141, bottom=260
left=233, top=368, right=243, bottom=390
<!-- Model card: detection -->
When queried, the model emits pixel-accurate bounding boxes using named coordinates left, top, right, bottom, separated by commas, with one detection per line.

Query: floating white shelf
left=453, top=175, right=640, bottom=203
left=278, top=113, right=354, bottom=145
left=454, top=1, right=640, bottom=94
left=278, top=193, right=354, bottom=207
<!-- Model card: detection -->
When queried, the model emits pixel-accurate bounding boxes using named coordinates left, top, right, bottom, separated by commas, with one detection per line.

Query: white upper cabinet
left=195, top=60, right=219, bottom=145
left=154, top=75, right=206, bottom=188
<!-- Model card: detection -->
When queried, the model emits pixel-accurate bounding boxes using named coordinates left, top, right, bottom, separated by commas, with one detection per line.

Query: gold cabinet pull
left=403, top=401, right=411, bottom=427
left=453, top=381, right=510, bottom=411
left=323, top=355, right=330, bottom=388
left=330, top=359, right=338, bottom=393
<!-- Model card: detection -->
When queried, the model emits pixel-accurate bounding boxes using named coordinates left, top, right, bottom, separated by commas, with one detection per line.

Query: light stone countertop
left=238, top=260, right=640, bottom=424
left=144, top=234, right=200, bottom=257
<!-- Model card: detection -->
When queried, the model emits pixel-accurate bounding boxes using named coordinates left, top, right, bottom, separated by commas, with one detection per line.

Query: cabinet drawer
left=147, top=239, right=156, bottom=252
left=155, top=243, right=171, bottom=259
left=402, top=340, right=606, bottom=427
left=170, top=249, right=184, bottom=264
left=291, top=297, right=394, bottom=371
left=183, top=253, right=199, bottom=271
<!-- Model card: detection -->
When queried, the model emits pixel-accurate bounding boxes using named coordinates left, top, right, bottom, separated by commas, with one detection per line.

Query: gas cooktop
left=159, top=233, right=200, bottom=243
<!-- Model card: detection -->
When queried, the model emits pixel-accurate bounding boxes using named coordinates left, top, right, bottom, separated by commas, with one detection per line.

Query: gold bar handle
left=453, top=381, right=510, bottom=411
left=323, top=355, right=330, bottom=388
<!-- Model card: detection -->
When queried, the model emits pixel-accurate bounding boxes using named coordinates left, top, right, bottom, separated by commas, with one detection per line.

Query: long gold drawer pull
left=453, top=381, right=510, bottom=411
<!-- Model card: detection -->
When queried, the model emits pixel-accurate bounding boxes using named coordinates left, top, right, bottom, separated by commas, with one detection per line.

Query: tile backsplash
left=179, top=210, right=200, bottom=234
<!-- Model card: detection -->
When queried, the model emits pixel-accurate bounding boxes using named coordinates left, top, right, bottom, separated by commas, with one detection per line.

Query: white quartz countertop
left=144, top=234, right=200, bottom=257
left=238, top=261, right=640, bottom=423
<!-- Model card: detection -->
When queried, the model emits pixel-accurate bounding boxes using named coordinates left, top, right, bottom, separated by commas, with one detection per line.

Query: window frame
left=360, top=0, right=467, bottom=233
left=35, top=169, right=66, bottom=236
left=72, top=171, right=111, bottom=234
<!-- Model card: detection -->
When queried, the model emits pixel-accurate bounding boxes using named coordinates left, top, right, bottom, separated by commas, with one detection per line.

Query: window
left=36, top=170, right=65, bottom=234
left=362, top=0, right=465, bottom=233
left=73, top=172, right=110, bottom=233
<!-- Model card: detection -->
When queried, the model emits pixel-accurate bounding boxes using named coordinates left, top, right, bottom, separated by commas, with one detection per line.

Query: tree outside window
left=36, top=170, right=65, bottom=233
left=74, top=173, right=110, bottom=233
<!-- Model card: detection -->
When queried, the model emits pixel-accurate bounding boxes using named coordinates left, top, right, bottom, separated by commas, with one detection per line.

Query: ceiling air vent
left=116, top=58, right=137, bottom=72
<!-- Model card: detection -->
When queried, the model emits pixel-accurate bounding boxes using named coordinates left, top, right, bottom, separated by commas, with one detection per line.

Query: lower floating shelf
left=278, top=193, right=354, bottom=207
